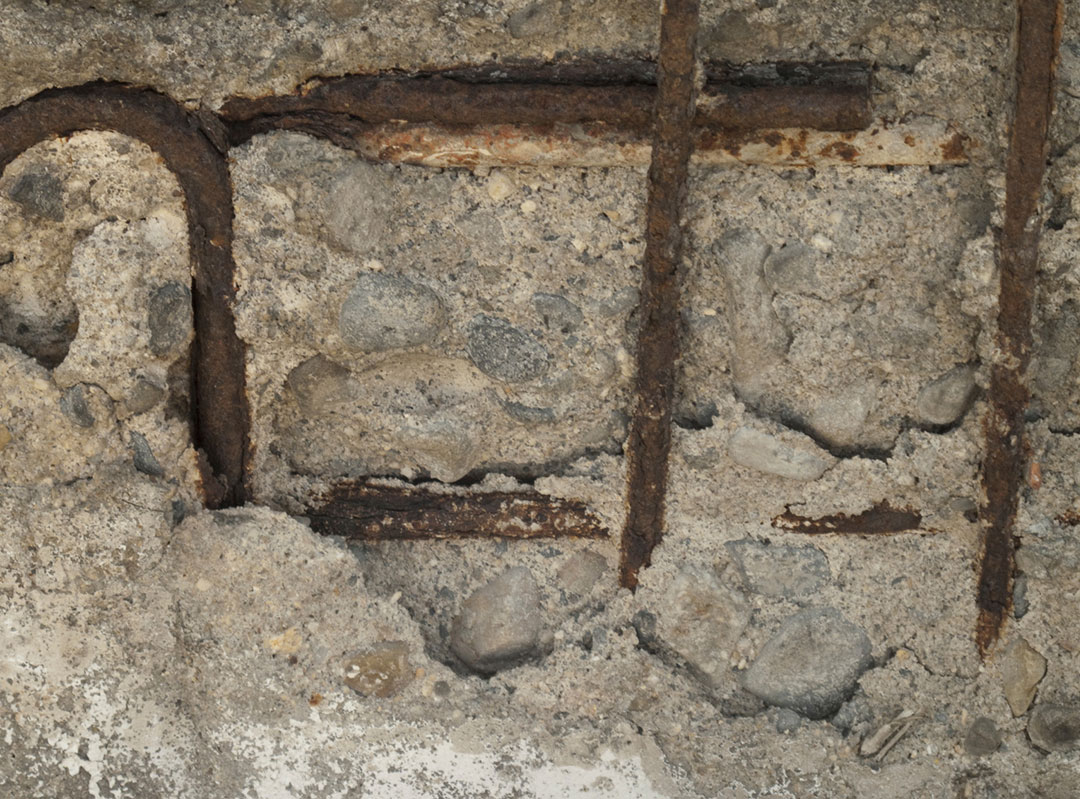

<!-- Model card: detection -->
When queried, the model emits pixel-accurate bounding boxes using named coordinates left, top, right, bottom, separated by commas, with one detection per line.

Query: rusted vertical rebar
left=619, top=0, right=700, bottom=590
left=977, top=0, right=1062, bottom=656
left=0, top=84, right=251, bottom=508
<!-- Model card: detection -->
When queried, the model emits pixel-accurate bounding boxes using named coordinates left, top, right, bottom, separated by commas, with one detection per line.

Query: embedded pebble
left=557, top=550, right=608, bottom=596
left=715, top=228, right=789, bottom=399
left=126, top=378, right=165, bottom=415
left=774, top=708, right=804, bottom=733
left=507, top=1, right=555, bottom=38
left=9, top=167, right=64, bottom=221
left=652, top=567, right=750, bottom=691
left=451, top=567, right=543, bottom=673
left=324, top=162, right=393, bottom=254
left=343, top=642, right=414, bottom=698
left=809, top=389, right=873, bottom=450
left=742, top=607, right=873, bottom=719
left=1027, top=703, right=1080, bottom=752
left=725, top=539, right=830, bottom=599
left=762, top=240, right=820, bottom=296
left=287, top=354, right=356, bottom=416
left=1000, top=637, right=1047, bottom=716
left=727, top=426, right=834, bottom=481
left=466, top=314, right=550, bottom=383
left=130, top=431, right=165, bottom=477
left=532, top=292, right=584, bottom=333
left=60, top=384, right=95, bottom=428
left=501, top=400, right=556, bottom=425
left=916, top=364, right=977, bottom=426
left=964, top=716, right=1003, bottom=756
left=0, top=425, right=11, bottom=451
left=147, top=282, right=191, bottom=357
left=338, top=273, right=446, bottom=352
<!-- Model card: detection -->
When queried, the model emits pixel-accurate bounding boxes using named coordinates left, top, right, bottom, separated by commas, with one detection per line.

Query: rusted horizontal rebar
left=220, top=74, right=870, bottom=134
left=224, top=115, right=970, bottom=169
left=976, top=0, right=1062, bottom=658
left=773, top=502, right=925, bottom=535
left=307, top=481, right=607, bottom=540
left=0, top=83, right=250, bottom=508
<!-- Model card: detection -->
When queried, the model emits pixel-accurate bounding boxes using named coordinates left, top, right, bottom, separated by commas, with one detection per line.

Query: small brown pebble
left=344, top=642, right=413, bottom=698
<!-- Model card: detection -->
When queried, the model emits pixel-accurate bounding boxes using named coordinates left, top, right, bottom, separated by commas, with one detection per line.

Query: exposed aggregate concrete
left=2, top=0, right=1080, bottom=796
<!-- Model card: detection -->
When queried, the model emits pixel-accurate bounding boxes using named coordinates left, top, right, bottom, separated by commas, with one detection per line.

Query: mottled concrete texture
left=3, top=1, right=1080, bottom=797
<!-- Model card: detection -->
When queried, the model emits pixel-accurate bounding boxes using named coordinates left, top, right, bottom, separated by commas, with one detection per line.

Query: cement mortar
left=2, top=1, right=1080, bottom=797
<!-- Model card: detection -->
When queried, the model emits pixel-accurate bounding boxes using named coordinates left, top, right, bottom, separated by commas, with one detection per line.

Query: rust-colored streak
left=772, top=502, right=925, bottom=535
left=220, top=71, right=870, bottom=137
left=619, top=0, right=700, bottom=591
left=1055, top=509, right=1080, bottom=526
left=0, top=83, right=251, bottom=508
left=976, top=0, right=1062, bottom=658
left=941, top=131, right=970, bottom=161
left=817, top=140, right=859, bottom=161
left=307, top=481, right=607, bottom=541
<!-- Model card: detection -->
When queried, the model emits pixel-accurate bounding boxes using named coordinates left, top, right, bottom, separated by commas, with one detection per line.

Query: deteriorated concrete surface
left=2, top=1, right=1080, bottom=797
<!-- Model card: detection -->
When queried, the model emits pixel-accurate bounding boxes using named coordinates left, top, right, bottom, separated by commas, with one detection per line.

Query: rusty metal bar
left=976, top=0, right=1062, bottom=657
left=0, top=83, right=251, bottom=508
left=307, top=481, right=607, bottom=541
left=618, top=0, right=700, bottom=591
left=224, top=115, right=967, bottom=169
left=773, top=502, right=926, bottom=535
left=220, top=72, right=870, bottom=135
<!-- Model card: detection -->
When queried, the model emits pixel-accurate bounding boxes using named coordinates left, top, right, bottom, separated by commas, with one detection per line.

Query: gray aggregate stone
left=501, top=400, right=556, bottom=425
left=653, top=567, right=750, bottom=691
left=762, top=240, right=820, bottom=296
left=287, top=355, right=356, bottom=416
left=774, top=708, right=804, bottom=734
left=727, top=426, right=834, bottom=481
left=598, top=286, right=640, bottom=317
left=742, top=608, right=873, bottom=719
left=466, top=314, right=550, bottom=383
left=507, top=1, right=558, bottom=38
left=532, top=292, right=584, bottom=333
left=130, top=431, right=165, bottom=477
left=338, top=273, right=447, bottom=352
left=964, top=717, right=1002, bottom=756
left=8, top=167, right=64, bottom=221
left=147, top=282, right=191, bottom=357
left=725, top=539, right=830, bottom=599
left=715, top=229, right=789, bottom=401
left=60, top=384, right=95, bottom=428
left=451, top=567, right=543, bottom=674
left=126, top=378, right=165, bottom=415
left=915, top=364, right=977, bottom=426
left=1027, top=703, right=1080, bottom=752
left=557, top=550, right=608, bottom=597
left=324, top=163, right=394, bottom=255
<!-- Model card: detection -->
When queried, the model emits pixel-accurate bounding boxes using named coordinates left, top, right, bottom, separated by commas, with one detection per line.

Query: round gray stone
left=9, top=167, right=64, bottom=221
left=1027, top=703, right=1080, bottom=752
left=532, top=292, right=584, bottom=333
left=742, top=607, right=873, bottom=719
left=466, top=314, right=550, bottom=383
left=916, top=364, right=977, bottom=426
left=964, top=716, right=1002, bottom=756
left=338, top=273, right=446, bottom=352
left=724, top=539, right=830, bottom=599
left=450, top=566, right=543, bottom=674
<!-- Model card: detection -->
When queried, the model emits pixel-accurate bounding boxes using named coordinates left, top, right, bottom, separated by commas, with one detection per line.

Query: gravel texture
left=4, top=1, right=1080, bottom=797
